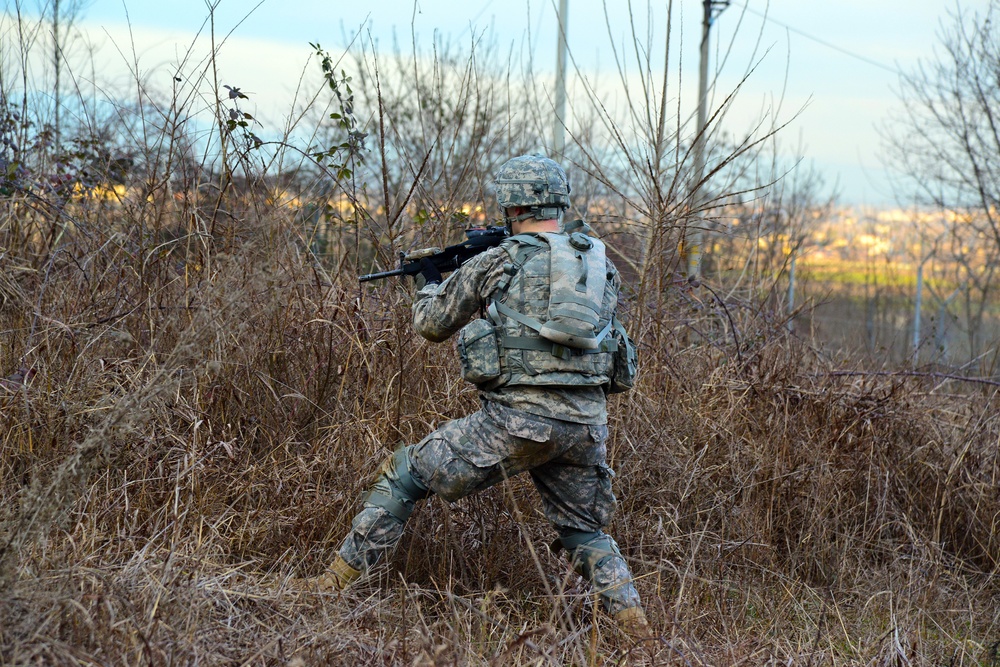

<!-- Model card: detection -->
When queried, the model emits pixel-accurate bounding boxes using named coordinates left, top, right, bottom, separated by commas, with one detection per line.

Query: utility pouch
left=607, top=321, right=638, bottom=394
left=457, top=318, right=502, bottom=385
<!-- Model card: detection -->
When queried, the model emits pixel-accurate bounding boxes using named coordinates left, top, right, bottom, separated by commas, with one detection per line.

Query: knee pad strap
left=392, top=447, right=430, bottom=500
left=558, top=529, right=642, bottom=614
left=556, top=530, right=603, bottom=553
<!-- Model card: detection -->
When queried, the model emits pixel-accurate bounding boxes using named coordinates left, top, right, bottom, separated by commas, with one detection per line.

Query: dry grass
left=3, top=4, right=997, bottom=662
left=0, top=194, right=998, bottom=666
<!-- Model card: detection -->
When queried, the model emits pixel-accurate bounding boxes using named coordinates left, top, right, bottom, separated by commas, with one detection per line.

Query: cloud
left=74, top=19, right=325, bottom=128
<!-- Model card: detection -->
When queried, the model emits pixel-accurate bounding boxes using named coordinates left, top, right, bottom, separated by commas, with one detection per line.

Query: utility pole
left=553, top=0, right=569, bottom=158
left=787, top=252, right=796, bottom=331
left=913, top=246, right=924, bottom=365
left=913, top=228, right=940, bottom=365
left=685, top=0, right=730, bottom=280
left=53, top=0, right=61, bottom=151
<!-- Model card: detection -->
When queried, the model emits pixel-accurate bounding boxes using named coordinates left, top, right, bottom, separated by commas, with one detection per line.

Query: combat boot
left=304, top=555, right=361, bottom=591
left=614, top=606, right=651, bottom=639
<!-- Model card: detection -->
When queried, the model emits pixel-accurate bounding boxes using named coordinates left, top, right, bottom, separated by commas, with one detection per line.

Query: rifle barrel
left=359, top=267, right=406, bottom=282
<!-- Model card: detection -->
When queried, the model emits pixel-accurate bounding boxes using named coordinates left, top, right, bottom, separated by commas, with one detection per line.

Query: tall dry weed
left=1, top=202, right=998, bottom=664
left=1, top=6, right=999, bottom=664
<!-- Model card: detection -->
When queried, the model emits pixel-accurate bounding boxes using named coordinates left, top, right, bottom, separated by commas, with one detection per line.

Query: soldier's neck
left=512, top=218, right=561, bottom=235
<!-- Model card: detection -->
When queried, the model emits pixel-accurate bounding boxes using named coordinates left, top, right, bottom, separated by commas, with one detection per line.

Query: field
left=1, top=201, right=999, bottom=666
left=3, top=7, right=1000, bottom=663
left=795, top=259, right=1000, bottom=370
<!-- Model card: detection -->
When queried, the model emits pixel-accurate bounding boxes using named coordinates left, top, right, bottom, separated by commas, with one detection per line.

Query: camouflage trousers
left=337, top=401, right=642, bottom=614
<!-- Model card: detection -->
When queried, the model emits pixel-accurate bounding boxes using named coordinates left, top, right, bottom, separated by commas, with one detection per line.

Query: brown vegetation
left=2, top=5, right=1000, bottom=665
left=1, top=197, right=998, bottom=665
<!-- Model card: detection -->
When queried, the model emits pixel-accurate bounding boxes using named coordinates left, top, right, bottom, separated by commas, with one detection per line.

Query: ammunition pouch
left=457, top=318, right=502, bottom=386
left=607, top=319, right=638, bottom=394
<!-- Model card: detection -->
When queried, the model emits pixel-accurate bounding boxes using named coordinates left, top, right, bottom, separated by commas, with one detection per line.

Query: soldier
left=312, top=154, right=648, bottom=636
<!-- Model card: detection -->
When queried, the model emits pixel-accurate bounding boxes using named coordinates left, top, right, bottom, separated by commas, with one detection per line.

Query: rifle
left=359, top=226, right=508, bottom=282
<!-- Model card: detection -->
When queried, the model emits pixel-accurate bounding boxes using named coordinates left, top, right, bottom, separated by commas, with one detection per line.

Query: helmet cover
left=494, top=154, right=571, bottom=217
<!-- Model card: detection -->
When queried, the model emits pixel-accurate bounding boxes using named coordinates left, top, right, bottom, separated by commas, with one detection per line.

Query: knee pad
left=558, top=529, right=642, bottom=614
left=559, top=530, right=623, bottom=580
left=362, top=446, right=430, bottom=522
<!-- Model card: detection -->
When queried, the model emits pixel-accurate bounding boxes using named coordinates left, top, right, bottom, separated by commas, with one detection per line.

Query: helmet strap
left=502, top=206, right=565, bottom=232
left=503, top=209, right=534, bottom=234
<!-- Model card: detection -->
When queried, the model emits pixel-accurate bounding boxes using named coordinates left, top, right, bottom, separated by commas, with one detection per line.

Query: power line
left=731, top=1, right=905, bottom=76
left=456, top=0, right=497, bottom=42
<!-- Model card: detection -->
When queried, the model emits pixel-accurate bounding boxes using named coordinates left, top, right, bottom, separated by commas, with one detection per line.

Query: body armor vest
left=483, top=230, right=618, bottom=389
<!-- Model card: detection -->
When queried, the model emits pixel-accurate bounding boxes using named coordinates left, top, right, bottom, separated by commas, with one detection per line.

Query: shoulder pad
left=502, top=233, right=548, bottom=248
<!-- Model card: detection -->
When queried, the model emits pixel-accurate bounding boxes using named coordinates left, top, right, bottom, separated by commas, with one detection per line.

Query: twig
left=817, top=370, right=1000, bottom=388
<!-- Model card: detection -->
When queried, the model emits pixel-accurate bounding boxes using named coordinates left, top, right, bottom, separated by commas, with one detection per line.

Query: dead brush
left=1, top=11, right=1000, bottom=663
left=620, top=306, right=1000, bottom=577
left=2, top=201, right=1000, bottom=663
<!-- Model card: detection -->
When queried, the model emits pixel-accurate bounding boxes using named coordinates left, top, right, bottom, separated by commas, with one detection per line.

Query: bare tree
left=548, top=1, right=792, bottom=340
left=710, top=146, right=834, bottom=318
left=882, top=1, right=1000, bottom=370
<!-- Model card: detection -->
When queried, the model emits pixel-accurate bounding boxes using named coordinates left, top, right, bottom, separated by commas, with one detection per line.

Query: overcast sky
left=53, top=0, right=989, bottom=207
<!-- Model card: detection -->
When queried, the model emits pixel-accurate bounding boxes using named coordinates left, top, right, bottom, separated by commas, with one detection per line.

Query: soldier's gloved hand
left=415, top=258, right=442, bottom=288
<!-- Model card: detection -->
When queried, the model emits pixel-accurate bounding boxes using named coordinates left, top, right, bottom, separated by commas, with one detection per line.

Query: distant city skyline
left=33, top=0, right=988, bottom=207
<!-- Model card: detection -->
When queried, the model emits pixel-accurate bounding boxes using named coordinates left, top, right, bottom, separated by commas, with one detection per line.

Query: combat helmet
left=494, top=154, right=570, bottom=228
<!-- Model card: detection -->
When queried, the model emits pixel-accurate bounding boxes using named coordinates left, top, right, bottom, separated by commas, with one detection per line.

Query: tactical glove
left=416, top=257, right=442, bottom=287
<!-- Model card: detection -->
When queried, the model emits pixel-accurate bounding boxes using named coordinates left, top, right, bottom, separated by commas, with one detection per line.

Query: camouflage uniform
left=337, top=243, right=643, bottom=615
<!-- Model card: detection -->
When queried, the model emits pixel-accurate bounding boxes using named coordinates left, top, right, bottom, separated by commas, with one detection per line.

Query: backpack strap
left=490, top=234, right=546, bottom=299
left=487, top=234, right=546, bottom=323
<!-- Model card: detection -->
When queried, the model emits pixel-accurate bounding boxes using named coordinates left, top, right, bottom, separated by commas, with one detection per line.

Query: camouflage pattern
left=413, top=246, right=609, bottom=424
left=338, top=505, right=406, bottom=571
left=494, top=155, right=571, bottom=210
left=456, top=317, right=502, bottom=384
left=569, top=533, right=643, bottom=615
left=412, top=245, right=507, bottom=343
left=486, top=234, right=619, bottom=390
left=337, top=401, right=641, bottom=614
left=335, top=192, right=642, bottom=616
left=536, top=232, right=609, bottom=349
